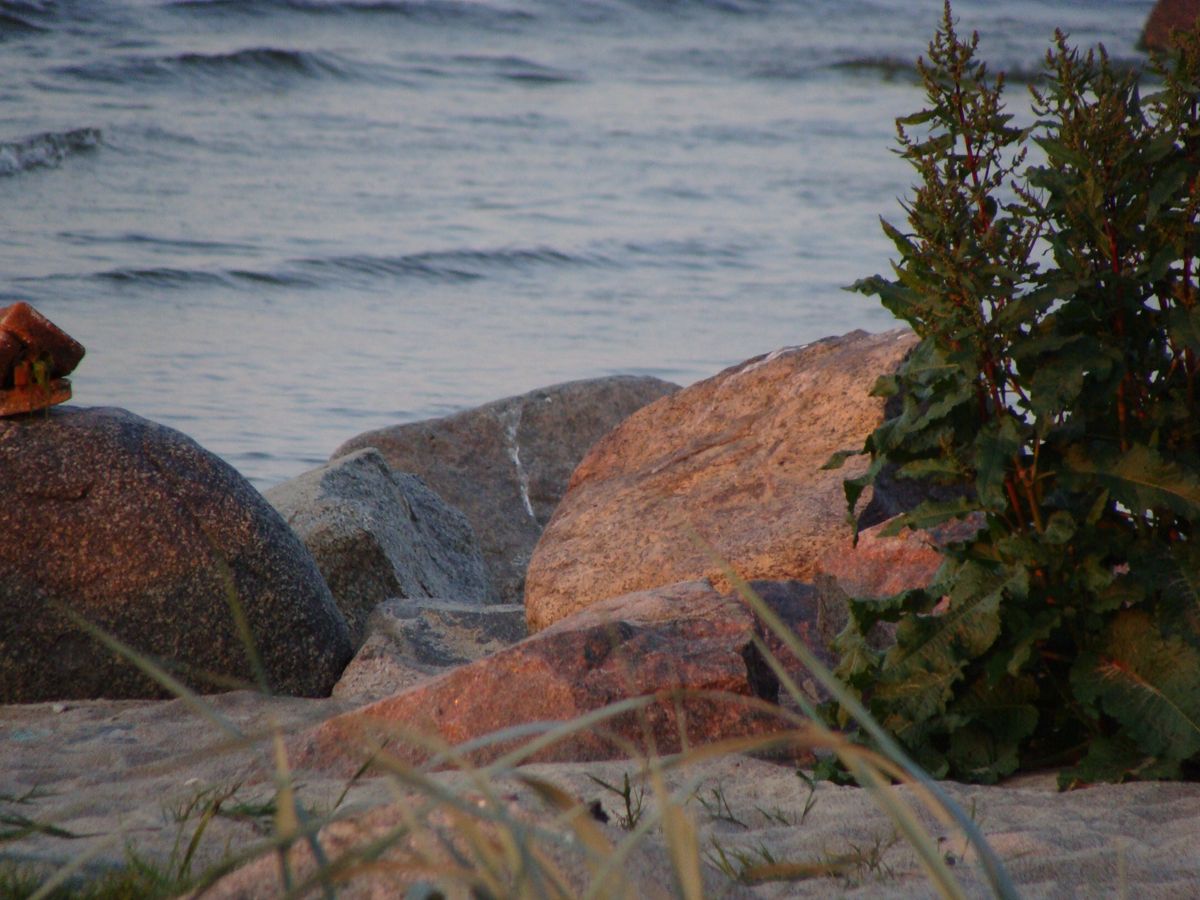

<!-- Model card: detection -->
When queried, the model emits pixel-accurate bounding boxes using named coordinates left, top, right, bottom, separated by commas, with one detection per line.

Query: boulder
left=1142, top=0, right=1200, bottom=50
left=265, top=449, right=496, bottom=646
left=816, top=516, right=982, bottom=601
left=290, top=581, right=792, bottom=776
left=331, top=375, right=680, bottom=603
left=332, top=599, right=527, bottom=703
left=524, top=329, right=919, bottom=632
left=0, top=407, right=353, bottom=702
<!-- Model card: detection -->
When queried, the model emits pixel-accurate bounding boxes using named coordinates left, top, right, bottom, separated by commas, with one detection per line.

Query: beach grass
left=0, top=565, right=1018, bottom=900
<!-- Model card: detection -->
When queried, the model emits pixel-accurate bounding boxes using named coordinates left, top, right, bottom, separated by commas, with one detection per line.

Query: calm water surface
left=0, top=0, right=1153, bottom=487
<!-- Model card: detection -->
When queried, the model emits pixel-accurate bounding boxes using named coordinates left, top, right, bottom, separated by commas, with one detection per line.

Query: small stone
left=0, top=302, right=85, bottom=417
left=0, top=301, right=85, bottom=378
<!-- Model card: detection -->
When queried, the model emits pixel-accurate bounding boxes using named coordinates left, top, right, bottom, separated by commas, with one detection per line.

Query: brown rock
left=524, top=329, right=919, bottom=633
left=290, top=581, right=792, bottom=776
left=0, top=329, right=21, bottom=375
left=0, top=303, right=84, bottom=416
left=0, top=407, right=352, bottom=702
left=816, top=516, right=982, bottom=600
left=1143, top=0, right=1200, bottom=51
left=331, top=375, right=679, bottom=604
left=0, top=301, right=85, bottom=377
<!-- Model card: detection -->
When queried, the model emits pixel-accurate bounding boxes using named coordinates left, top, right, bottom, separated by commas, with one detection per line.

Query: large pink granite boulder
left=289, top=581, right=792, bottom=776
left=523, top=329, right=919, bottom=632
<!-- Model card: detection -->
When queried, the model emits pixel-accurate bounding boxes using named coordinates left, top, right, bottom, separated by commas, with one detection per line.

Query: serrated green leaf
left=1148, top=164, right=1189, bottom=215
left=870, top=373, right=900, bottom=398
left=822, top=448, right=862, bottom=471
left=1148, top=244, right=1178, bottom=283
left=973, top=417, right=1022, bottom=509
left=887, top=495, right=983, bottom=534
left=1084, top=489, right=1110, bottom=526
left=1072, top=610, right=1200, bottom=762
left=881, top=218, right=919, bottom=259
left=997, top=606, right=1063, bottom=677
left=896, top=108, right=937, bottom=126
left=870, top=563, right=1019, bottom=732
left=1042, top=510, right=1076, bottom=545
left=945, top=675, right=1039, bottom=783
left=832, top=626, right=879, bottom=689
left=1063, top=443, right=1200, bottom=518
left=847, top=587, right=933, bottom=632
left=1060, top=733, right=1182, bottom=788
left=1165, top=305, right=1200, bottom=354
left=896, top=457, right=965, bottom=481
left=875, top=665, right=964, bottom=733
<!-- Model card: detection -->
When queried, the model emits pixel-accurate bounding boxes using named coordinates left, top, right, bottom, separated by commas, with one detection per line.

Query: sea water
left=0, top=0, right=1153, bottom=487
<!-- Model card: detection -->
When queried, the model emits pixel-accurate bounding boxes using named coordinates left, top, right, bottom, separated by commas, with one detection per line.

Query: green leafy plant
left=830, top=1, right=1200, bottom=785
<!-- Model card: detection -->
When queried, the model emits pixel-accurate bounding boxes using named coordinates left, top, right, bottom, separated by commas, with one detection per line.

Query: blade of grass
left=689, top=530, right=1019, bottom=900
left=58, top=607, right=245, bottom=742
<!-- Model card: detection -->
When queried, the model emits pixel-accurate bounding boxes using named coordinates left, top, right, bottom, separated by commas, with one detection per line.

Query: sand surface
left=3, top=692, right=1199, bottom=897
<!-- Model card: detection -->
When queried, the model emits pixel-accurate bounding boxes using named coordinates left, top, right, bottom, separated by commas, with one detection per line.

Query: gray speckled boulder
left=266, top=449, right=497, bottom=647
left=331, top=375, right=680, bottom=604
left=333, top=598, right=527, bottom=703
left=0, top=407, right=352, bottom=702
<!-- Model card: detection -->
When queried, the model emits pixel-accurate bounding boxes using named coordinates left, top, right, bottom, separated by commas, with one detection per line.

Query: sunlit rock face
left=524, top=329, right=919, bottom=633
left=289, top=580, right=788, bottom=776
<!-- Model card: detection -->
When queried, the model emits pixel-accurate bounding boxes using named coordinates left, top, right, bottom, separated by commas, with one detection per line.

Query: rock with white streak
left=331, top=376, right=680, bottom=604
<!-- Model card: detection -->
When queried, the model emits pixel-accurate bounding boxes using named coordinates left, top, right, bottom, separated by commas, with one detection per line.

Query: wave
left=450, top=53, right=579, bottom=84
left=624, top=0, right=772, bottom=14
left=289, top=246, right=607, bottom=284
left=166, top=0, right=535, bottom=26
left=78, top=246, right=607, bottom=291
left=0, top=127, right=101, bottom=177
left=826, top=56, right=919, bottom=82
left=0, top=0, right=55, bottom=29
left=620, top=238, right=749, bottom=269
left=61, top=231, right=259, bottom=254
left=0, top=8, right=46, bottom=34
left=828, top=54, right=1145, bottom=86
left=57, top=47, right=376, bottom=88
left=93, top=266, right=310, bottom=289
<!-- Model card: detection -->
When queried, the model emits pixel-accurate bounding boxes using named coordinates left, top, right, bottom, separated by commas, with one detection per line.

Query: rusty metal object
left=0, top=302, right=85, bottom=417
